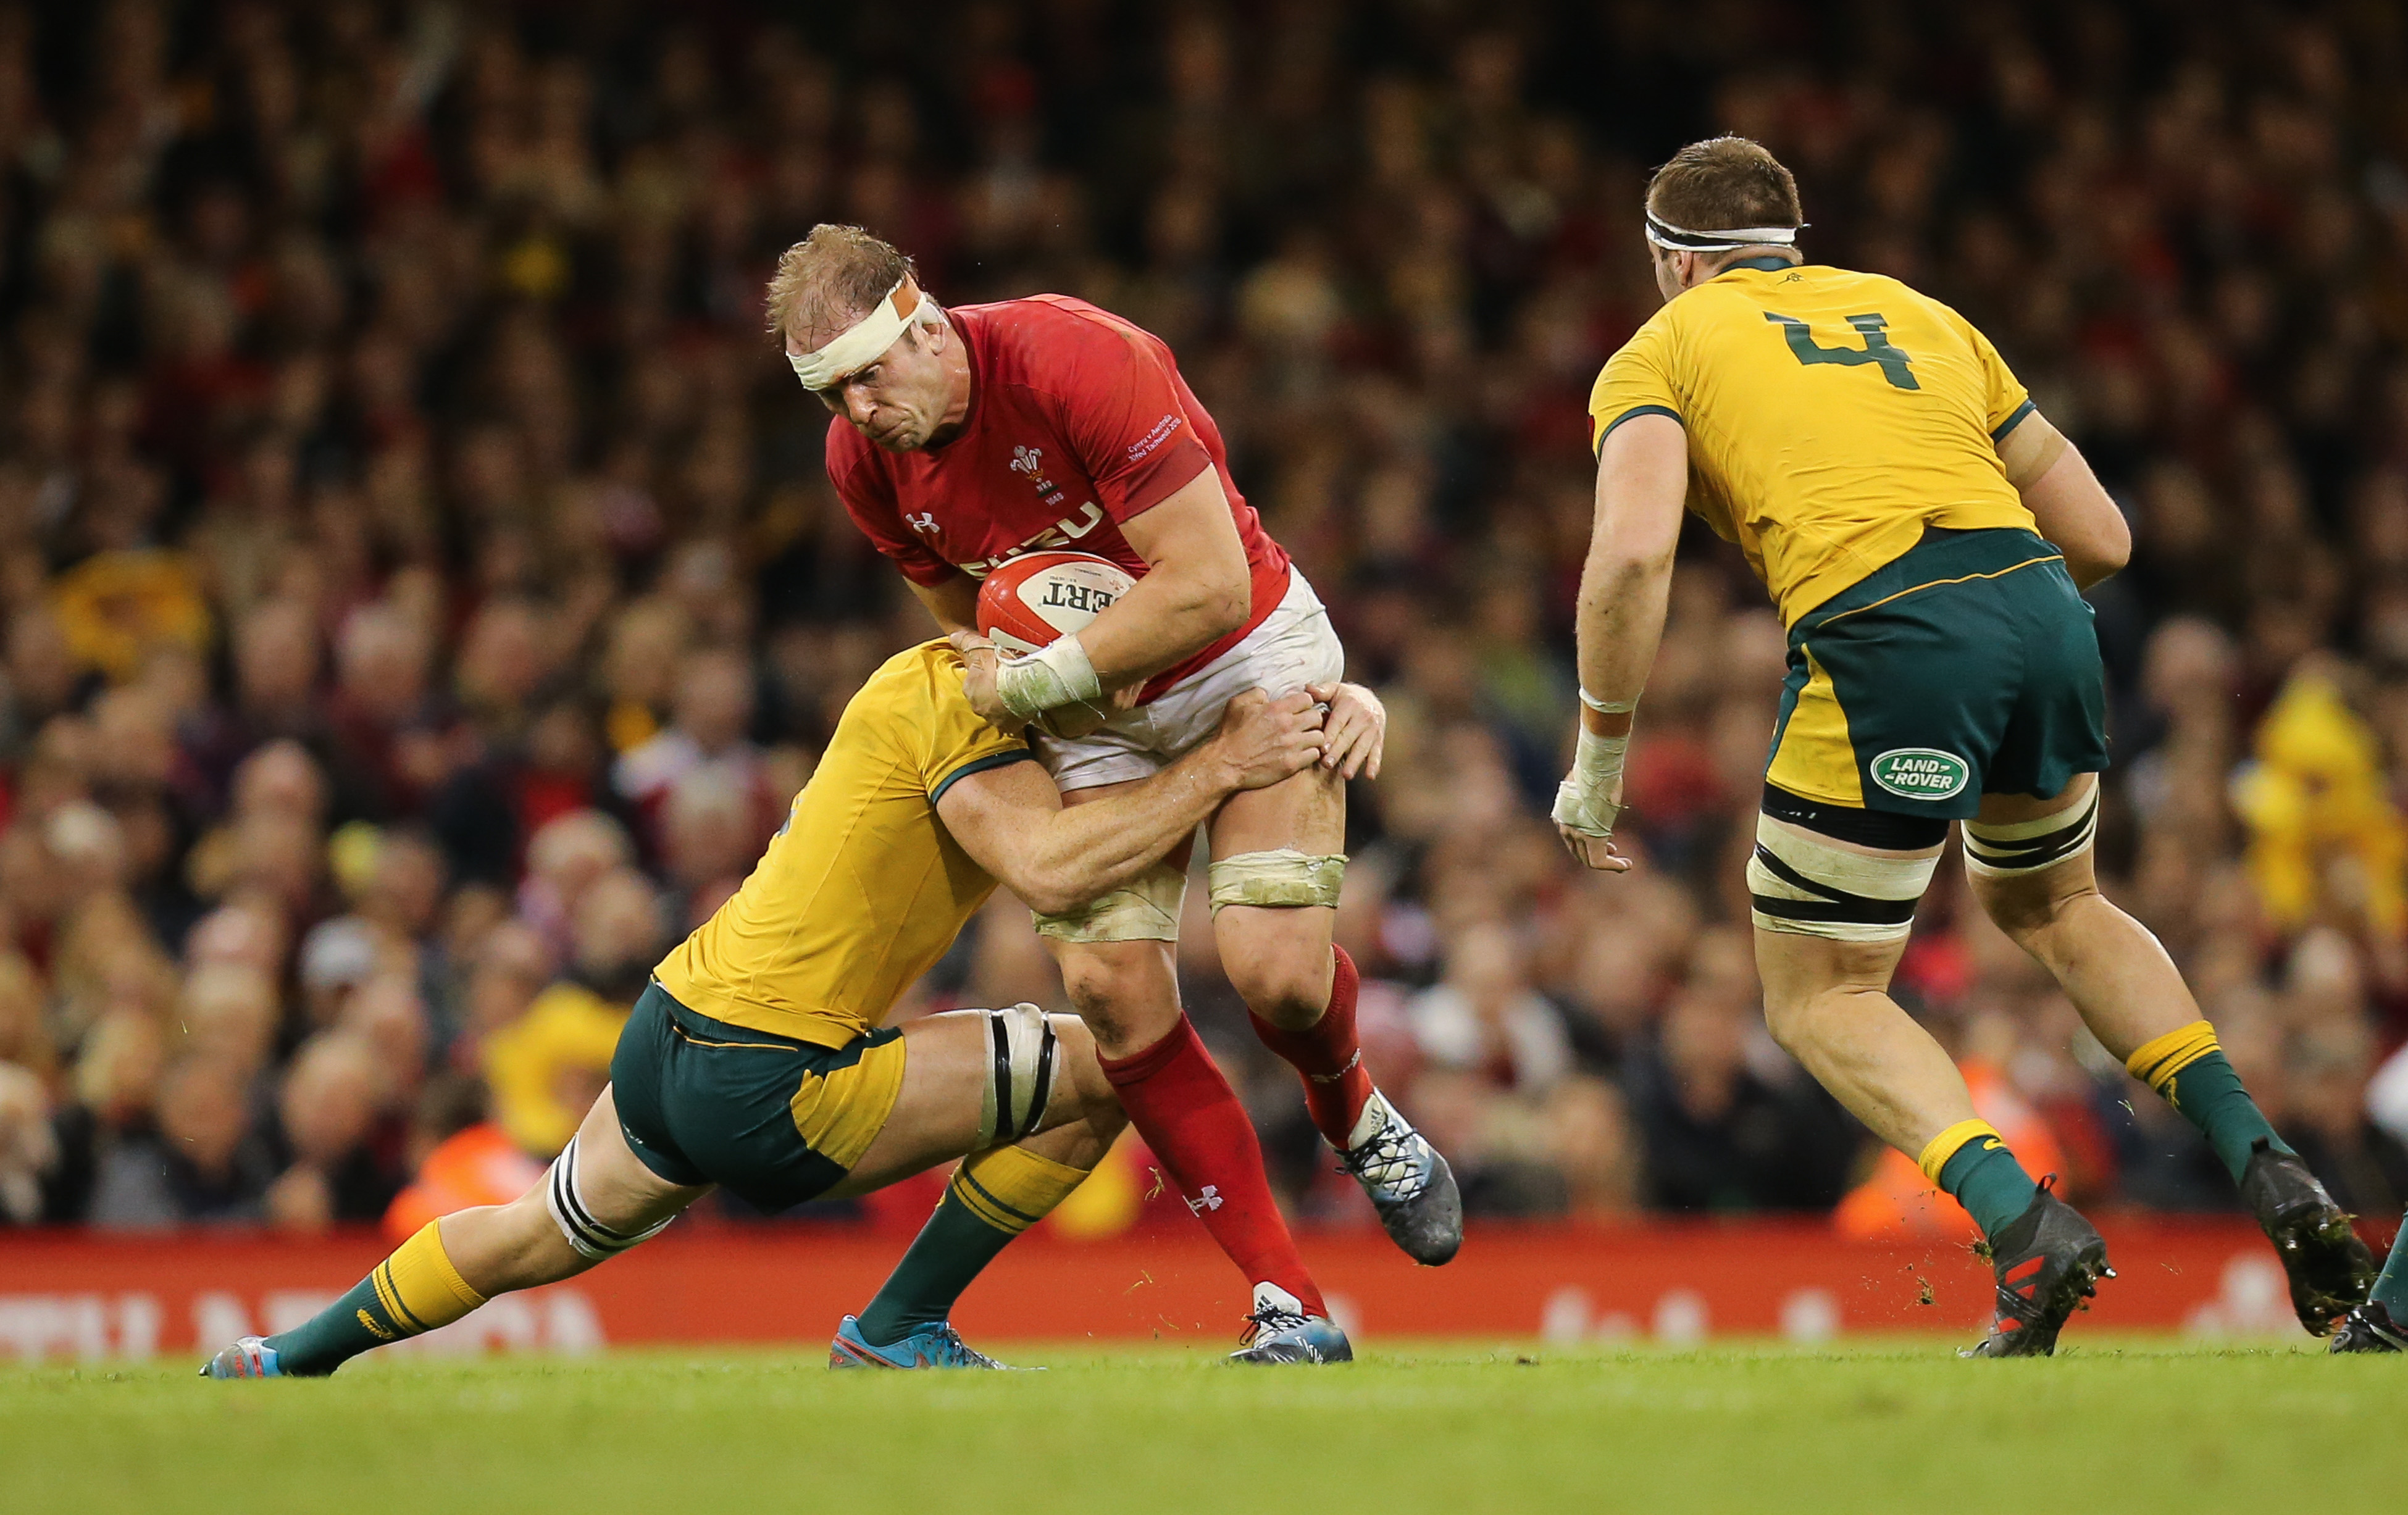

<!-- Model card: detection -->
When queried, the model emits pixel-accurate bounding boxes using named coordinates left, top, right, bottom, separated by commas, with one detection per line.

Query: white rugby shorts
left=1034, top=567, right=1345, bottom=793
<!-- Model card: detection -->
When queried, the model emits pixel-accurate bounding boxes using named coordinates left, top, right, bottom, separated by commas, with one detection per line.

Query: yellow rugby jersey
left=651, top=640, right=1033, bottom=1047
left=1587, top=259, right=2041, bottom=624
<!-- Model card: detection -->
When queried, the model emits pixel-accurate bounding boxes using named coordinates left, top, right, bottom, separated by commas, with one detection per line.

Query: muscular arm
left=1079, top=465, right=1252, bottom=691
left=935, top=690, right=1320, bottom=916
left=1554, top=412, right=1689, bottom=871
left=1574, top=414, right=1690, bottom=739
left=1997, top=412, right=2128, bottom=590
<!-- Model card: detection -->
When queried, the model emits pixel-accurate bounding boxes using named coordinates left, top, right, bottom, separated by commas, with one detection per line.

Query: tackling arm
left=1555, top=412, right=1691, bottom=871
left=937, top=688, right=1324, bottom=917
left=1997, top=412, right=2128, bottom=590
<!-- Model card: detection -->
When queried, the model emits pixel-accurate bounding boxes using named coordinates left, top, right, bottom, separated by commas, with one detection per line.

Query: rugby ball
left=976, top=551, right=1137, bottom=656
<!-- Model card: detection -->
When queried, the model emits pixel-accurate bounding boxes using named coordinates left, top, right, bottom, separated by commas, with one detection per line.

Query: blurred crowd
left=3, top=0, right=2407, bottom=1241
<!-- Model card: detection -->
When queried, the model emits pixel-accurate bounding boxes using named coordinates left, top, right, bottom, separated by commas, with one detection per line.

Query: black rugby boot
left=1962, top=1179, right=2113, bottom=1358
left=2239, top=1138, right=2375, bottom=1336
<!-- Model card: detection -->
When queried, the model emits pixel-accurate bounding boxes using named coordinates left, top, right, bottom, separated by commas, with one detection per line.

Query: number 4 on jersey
left=1765, top=311, right=1920, bottom=391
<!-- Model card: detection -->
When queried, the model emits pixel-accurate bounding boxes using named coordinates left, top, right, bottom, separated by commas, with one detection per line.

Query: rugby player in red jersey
left=767, top=225, right=1460, bottom=1356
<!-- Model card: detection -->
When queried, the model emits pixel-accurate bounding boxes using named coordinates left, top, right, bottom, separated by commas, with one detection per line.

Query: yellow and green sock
left=855, top=1145, right=1092, bottom=1348
left=265, top=1220, right=488, bottom=1376
left=2125, top=1020, right=2290, bottom=1183
left=1920, top=1119, right=2038, bottom=1242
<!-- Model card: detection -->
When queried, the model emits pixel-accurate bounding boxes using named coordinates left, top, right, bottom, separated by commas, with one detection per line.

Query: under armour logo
left=1187, top=1185, right=1224, bottom=1214
left=905, top=512, right=939, bottom=536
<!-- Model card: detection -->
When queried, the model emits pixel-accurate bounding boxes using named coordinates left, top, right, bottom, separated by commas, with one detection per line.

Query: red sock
left=1248, top=945, right=1374, bottom=1149
left=1097, top=1016, right=1327, bottom=1317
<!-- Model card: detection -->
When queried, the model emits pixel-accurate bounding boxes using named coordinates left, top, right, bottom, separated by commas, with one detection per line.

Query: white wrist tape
left=996, top=633, right=1103, bottom=721
left=1579, top=688, right=1639, bottom=716
left=1551, top=725, right=1629, bottom=838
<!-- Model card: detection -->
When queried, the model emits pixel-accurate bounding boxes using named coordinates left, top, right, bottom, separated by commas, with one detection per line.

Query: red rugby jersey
left=827, top=294, right=1292, bottom=696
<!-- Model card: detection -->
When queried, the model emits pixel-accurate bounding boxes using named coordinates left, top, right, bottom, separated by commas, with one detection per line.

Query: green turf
left=2, top=1339, right=2399, bottom=1514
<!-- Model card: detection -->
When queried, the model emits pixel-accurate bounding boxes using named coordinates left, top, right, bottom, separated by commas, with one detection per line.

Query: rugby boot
left=827, top=1314, right=1021, bottom=1369
left=2327, top=1301, right=2408, bottom=1354
left=1335, top=1088, right=1463, bottom=1266
left=198, top=1336, right=286, bottom=1379
left=1228, top=1282, right=1353, bottom=1365
left=1962, top=1179, right=2113, bottom=1358
left=2239, top=1138, right=2375, bottom=1336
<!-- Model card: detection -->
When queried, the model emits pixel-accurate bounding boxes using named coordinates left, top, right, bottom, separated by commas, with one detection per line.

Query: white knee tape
left=976, top=1002, right=1060, bottom=1150
left=1746, top=814, right=1938, bottom=943
left=544, top=1135, right=675, bottom=1261
left=1206, top=848, right=1345, bottom=914
left=1963, top=790, right=2099, bottom=878
left=1032, top=859, right=1186, bottom=942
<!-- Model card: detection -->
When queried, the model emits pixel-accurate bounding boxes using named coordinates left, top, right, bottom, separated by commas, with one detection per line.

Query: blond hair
left=763, top=225, right=918, bottom=343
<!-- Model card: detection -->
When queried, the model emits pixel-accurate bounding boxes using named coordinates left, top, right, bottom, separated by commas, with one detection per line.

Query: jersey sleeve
left=916, top=650, right=1035, bottom=802
left=1043, top=319, right=1214, bottom=523
left=1962, top=317, right=2036, bottom=441
left=827, top=425, right=959, bottom=587
left=1587, top=317, right=1686, bottom=456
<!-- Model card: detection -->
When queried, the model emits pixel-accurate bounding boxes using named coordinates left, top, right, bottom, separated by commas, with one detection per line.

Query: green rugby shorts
left=1763, top=526, right=2110, bottom=823
left=609, top=980, right=906, bottom=1212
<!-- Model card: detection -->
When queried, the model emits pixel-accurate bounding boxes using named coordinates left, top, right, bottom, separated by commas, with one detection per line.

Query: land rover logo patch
left=1870, top=748, right=1970, bottom=800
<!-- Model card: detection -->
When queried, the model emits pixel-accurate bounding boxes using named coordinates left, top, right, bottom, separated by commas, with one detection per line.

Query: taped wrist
left=1552, top=725, right=1629, bottom=835
left=995, top=634, right=1102, bottom=721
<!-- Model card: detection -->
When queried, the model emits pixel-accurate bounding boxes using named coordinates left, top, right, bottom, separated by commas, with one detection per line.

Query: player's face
left=809, top=323, right=954, bottom=452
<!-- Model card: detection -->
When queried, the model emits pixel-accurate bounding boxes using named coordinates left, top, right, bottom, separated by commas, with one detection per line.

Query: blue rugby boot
left=198, top=1337, right=285, bottom=1379
left=1228, top=1283, right=1353, bottom=1365
left=828, top=1314, right=1021, bottom=1369
left=1335, top=1089, right=1463, bottom=1266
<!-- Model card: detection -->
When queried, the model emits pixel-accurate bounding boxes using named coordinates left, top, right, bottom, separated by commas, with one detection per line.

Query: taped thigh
left=1746, top=813, right=1939, bottom=943
left=976, top=1001, right=1061, bottom=1150
left=1963, top=787, right=2099, bottom=878
left=1207, top=848, right=1345, bottom=914
left=1031, top=859, right=1185, bottom=941
left=544, top=1135, right=676, bottom=1261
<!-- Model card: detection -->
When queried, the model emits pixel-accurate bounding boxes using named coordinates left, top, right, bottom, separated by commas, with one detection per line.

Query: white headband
left=1644, top=211, right=1805, bottom=252
left=787, top=278, right=945, bottom=390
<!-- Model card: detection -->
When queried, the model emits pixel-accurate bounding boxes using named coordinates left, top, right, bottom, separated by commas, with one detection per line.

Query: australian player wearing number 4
left=765, top=225, right=1460, bottom=1364
left=1557, top=137, right=2372, bottom=1356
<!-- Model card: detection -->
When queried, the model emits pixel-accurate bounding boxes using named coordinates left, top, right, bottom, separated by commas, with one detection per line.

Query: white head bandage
left=1644, top=211, right=1805, bottom=253
left=785, top=278, right=946, bottom=391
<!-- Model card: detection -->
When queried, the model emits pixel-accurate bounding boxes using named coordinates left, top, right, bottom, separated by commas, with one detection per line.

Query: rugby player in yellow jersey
left=201, top=639, right=1387, bottom=1377
left=1556, top=136, right=2373, bottom=1356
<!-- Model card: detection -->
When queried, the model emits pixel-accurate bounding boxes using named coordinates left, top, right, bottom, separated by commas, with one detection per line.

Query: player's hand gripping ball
left=972, top=551, right=1139, bottom=738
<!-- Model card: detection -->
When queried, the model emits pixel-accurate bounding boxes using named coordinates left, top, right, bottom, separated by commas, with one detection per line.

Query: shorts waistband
left=646, top=980, right=817, bottom=1053
left=1797, top=527, right=2063, bottom=638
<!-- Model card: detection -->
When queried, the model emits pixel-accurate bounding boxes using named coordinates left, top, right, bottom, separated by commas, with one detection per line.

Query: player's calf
left=1970, top=788, right=2372, bottom=1330
left=204, top=1098, right=690, bottom=1379
left=1221, top=899, right=1461, bottom=1264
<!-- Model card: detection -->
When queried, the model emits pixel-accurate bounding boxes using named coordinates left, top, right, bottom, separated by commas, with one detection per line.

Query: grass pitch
left=4, top=1338, right=2399, bottom=1514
